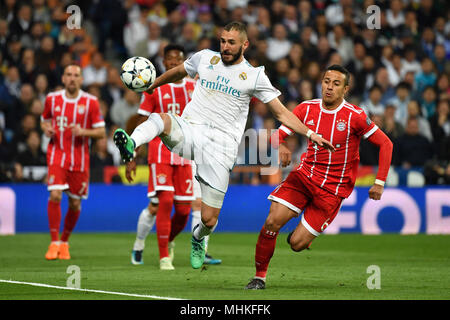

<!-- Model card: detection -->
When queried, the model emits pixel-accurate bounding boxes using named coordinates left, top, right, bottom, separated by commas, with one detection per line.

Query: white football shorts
left=161, top=114, right=237, bottom=195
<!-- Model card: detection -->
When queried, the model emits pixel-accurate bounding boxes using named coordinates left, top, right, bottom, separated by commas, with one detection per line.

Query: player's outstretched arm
left=367, top=129, right=394, bottom=200
left=266, top=98, right=336, bottom=152
left=145, top=64, right=188, bottom=95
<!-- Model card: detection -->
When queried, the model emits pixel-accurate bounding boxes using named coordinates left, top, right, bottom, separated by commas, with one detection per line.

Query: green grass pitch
left=0, top=232, right=449, bottom=300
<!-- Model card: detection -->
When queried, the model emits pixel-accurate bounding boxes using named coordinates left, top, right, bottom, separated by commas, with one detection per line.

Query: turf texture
left=0, top=233, right=449, bottom=300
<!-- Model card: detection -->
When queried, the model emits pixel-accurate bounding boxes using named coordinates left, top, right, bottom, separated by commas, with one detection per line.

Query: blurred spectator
left=405, top=100, right=433, bottom=142
left=175, top=22, right=198, bottom=56
left=297, top=0, right=314, bottom=28
left=401, top=46, right=422, bottom=77
left=82, top=51, right=107, bottom=87
left=436, top=73, right=450, bottom=101
left=382, top=104, right=404, bottom=141
left=0, top=19, right=8, bottom=55
left=14, top=129, right=46, bottom=166
left=34, top=73, right=48, bottom=105
left=362, top=85, right=385, bottom=117
left=161, top=8, right=185, bottom=43
left=12, top=113, right=37, bottom=154
left=90, top=136, right=114, bottom=168
left=110, top=90, right=140, bottom=128
left=18, top=83, right=35, bottom=113
left=100, top=66, right=124, bottom=108
left=431, top=44, right=448, bottom=74
left=388, top=82, right=411, bottom=125
left=266, top=24, right=292, bottom=62
left=414, top=57, right=437, bottom=98
left=35, top=36, right=57, bottom=75
left=328, top=24, right=354, bottom=66
left=8, top=3, right=33, bottom=36
left=91, top=0, right=128, bottom=57
left=197, top=4, right=215, bottom=39
left=4, top=33, right=22, bottom=66
left=420, top=86, right=437, bottom=118
left=386, top=53, right=403, bottom=87
left=428, top=99, right=450, bottom=152
left=19, top=48, right=38, bottom=84
left=316, top=36, right=335, bottom=69
left=134, top=20, right=164, bottom=59
left=386, top=0, right=405, bottom=30
left=395, top=117, right=433, bottom=169
left=32, top=0, right=51, bottom=24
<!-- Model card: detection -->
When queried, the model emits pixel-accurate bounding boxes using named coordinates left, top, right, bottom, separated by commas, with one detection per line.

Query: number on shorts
left=185, top=179, right=193, bottom=194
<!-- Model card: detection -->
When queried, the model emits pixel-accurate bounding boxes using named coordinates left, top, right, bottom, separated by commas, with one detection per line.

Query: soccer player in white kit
left=114, top=22, right=334, bottom=269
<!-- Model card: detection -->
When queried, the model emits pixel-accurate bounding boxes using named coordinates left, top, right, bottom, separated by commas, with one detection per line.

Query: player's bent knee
left=264, top=216, right=284, bottom=232
left=158, top=113, right=174, bottom=136
left=68, top=198, right=81, bottom=211
left=290, top=241, right=309, bottom=252
left=49, top=190, right=63, bottom=202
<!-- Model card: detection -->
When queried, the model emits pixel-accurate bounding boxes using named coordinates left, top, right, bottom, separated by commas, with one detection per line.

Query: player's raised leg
left=113, top=113, right=171, bottom=163
left=245, top=201, right=298, bottom=290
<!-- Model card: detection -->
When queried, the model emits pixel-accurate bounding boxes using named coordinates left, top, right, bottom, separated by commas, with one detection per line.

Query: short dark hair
left=223, top=21, right=248, bottom=39
left=163, top=44, right=185, bottom=56
left=325, top=64, right=350, bottom=86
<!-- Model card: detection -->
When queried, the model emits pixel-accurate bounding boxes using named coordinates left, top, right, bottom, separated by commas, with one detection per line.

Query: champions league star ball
left=120, top=56, right=156, bottom=93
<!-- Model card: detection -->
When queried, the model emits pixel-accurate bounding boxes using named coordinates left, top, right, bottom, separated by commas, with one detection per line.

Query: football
left=120, top=56, right=156, bottom=93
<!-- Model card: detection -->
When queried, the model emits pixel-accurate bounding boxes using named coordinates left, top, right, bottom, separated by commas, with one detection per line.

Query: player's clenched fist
left=278, top=143, right=291, bottom=167
left=368, top=184, right=384, bottom=200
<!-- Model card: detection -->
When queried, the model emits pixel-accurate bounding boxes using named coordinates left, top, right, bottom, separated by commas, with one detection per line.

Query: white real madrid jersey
left=183, top=49, right=281, bottom=144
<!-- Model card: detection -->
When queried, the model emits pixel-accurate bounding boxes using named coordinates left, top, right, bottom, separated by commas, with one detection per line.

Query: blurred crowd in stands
left=0, top=0, right=449, bottom=185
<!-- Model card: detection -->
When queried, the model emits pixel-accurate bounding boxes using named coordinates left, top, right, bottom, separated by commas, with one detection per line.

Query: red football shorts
left=148, top=163, right=195, bottom=201
left=47, top=165, right=89, bottom=199
left=268, top=170, right=344, bottom=236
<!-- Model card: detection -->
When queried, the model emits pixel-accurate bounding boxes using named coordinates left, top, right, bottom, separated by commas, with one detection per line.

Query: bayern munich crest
left=336, top=120, right=347, bottom=131
left=157, top=174, right=167, bottom=184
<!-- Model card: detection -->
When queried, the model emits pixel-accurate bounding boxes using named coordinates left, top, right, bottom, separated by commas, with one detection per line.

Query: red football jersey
left=41, top=89, right=105, bottom=172
left=279, top=99, right=378, bottom=198
left=138, top=79, right=195, bottom=165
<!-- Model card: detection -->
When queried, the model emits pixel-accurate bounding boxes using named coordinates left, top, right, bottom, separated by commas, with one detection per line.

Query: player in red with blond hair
left=40, top=64, right=106, bottom=260
left=245, top=65, right=393, bottom=289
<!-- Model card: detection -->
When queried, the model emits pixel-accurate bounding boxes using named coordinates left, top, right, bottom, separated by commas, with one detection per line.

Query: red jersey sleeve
left=138, top=91, right=158, bottom=116
left=353, top=110, right=378, bottom=139
left=89, top=98, right=105, bottom=128
left=41, top=95, right=53, bottom=122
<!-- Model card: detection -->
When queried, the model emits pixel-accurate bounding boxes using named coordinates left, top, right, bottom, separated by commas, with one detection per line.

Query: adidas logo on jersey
left=163, top=93, right=171, bottom=99
left=307, top=119, right=314, bottom=126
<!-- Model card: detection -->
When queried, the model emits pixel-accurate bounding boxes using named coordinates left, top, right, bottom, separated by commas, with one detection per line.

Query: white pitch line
left=0, top=279, right=185, bottom=300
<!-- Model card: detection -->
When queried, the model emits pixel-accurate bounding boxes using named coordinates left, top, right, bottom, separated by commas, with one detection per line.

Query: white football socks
left=192, top=219, right=217, bottom=243
left=133, top=207, right=156, bottom=251
left=130, top=113, right=164, bottom=148
left=191, top=210, right=209, bottom=250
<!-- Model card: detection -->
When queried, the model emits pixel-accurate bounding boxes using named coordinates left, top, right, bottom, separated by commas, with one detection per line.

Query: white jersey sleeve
left=184, top=50, right=204, bottom=78
left=252, top=67, right=281, bottom=103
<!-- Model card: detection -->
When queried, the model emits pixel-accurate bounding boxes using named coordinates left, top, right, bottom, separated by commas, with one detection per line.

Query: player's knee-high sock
left=168, top=202, right=191, bottom=242
left=130, top=113, right=164, bottom=148
left=60, top=207, right=81, bottom=242
left=191, top=210, right=210, bottom=250
left=156, top=191, right=174, bottom=259
left=133, top=207, right=156, bottom=251
left=254, top=226, right=279, bottom=280
left=47, top=200, right=62, bottom=242
left=192, top=219, right=218, bottom=241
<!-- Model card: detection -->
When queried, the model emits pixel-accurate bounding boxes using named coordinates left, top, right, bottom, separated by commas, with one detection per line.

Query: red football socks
left=47, top=200, right=61, bottom=242
left=254, top=226, right=279, bottom=279
left=61, top=207, right=81, bottom=242
left=156, top=191, right=174, bottom=259
left=168, top=202, right=191, bottom=242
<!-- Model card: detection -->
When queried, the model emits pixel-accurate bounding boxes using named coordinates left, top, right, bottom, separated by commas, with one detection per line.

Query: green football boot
left=113, top=128, right=135, bottom=163
left=190, top=236, right=206, bottom=269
